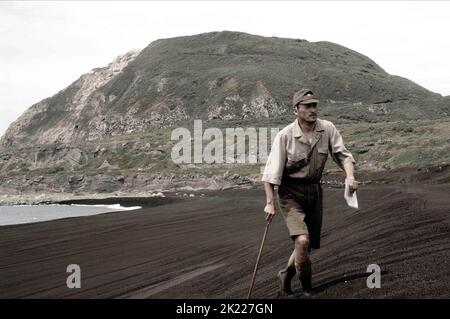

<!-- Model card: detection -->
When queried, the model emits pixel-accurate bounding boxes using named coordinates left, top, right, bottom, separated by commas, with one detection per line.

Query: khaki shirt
left=261, top=118, right=355, bottom=185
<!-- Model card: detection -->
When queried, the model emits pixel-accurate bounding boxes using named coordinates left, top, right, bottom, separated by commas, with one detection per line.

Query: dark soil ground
left=1, top=168, right=449, bottom=298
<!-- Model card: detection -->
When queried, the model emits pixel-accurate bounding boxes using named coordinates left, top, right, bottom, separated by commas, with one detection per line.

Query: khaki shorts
left=277, top=179, right=323, bottom=249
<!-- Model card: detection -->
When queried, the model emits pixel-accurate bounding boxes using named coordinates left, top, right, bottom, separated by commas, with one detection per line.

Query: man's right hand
left=264, top=203, right=276, bottom=222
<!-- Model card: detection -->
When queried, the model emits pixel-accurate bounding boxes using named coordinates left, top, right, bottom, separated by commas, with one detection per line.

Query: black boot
left=298, top=260, right=313, bottom=295
left=277, top=266, right=296, bottom=296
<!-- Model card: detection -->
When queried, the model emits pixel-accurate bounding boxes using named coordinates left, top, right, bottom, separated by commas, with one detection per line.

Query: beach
left=0, top=172, right=449, bottom=298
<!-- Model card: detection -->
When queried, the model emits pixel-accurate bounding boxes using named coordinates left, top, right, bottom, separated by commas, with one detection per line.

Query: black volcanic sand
left=1, top=176, right=449, bottom=298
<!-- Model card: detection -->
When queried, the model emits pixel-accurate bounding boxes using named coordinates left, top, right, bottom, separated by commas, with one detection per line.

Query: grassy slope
left=2, top=118, right=448, bottom=183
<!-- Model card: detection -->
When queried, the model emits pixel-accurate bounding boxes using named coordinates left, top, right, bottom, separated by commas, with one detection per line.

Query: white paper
left=344, top=178, right=359, bottom=209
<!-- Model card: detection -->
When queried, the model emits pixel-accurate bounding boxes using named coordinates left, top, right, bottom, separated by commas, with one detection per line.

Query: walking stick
left=246, top=219, right=271, bottom=299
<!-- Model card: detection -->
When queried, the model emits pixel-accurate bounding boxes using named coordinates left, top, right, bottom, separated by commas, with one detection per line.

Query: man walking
left=261, top=89, right=358, bottom=296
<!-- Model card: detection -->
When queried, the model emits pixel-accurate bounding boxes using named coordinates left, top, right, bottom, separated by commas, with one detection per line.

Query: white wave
left=70, top=204, right=142, bottom=211
left=12, top=203, right=141, bottom=211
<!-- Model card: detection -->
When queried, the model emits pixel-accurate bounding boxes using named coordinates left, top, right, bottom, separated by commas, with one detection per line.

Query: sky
left=1, top=1, right=450, bottom=137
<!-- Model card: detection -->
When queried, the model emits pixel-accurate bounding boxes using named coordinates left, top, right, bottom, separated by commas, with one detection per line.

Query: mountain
left=1, top=31, right=449, bottom=203
left=1, top=31, right=448, bottom=148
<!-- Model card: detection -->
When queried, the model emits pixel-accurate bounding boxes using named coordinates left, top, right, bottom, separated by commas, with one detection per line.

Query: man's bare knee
left=294, top=235, right=309, bottom=250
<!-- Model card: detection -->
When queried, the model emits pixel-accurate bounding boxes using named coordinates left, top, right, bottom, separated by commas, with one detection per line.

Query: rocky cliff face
left=2, top=31, right=448, bottom=149
left=0, top=49, right=141, bottom=148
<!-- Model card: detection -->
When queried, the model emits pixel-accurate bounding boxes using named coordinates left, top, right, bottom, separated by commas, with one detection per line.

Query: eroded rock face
left=73, top=50, right=141, bottom=109
left=0, top=49, right=141, bottom=148
left=32, top=146, right=87, bottom=169
left=206, top=80, right=287, bottom=120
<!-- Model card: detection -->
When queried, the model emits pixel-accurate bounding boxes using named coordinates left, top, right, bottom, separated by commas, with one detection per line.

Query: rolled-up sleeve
left=328, top=124, right=356, bottom=168
left=261, top=132, right=287, bottom=185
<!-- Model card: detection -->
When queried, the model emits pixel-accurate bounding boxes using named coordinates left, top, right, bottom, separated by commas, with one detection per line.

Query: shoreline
left=0, top=203, right=142, bottom=227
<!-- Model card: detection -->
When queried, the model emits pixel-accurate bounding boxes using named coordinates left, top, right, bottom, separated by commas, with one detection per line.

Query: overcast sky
left=1, top=1, right=449, bottom=136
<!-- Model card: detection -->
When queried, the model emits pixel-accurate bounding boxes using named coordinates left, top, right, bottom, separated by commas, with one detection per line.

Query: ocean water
left=0, top=204, right=142, bottom=226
